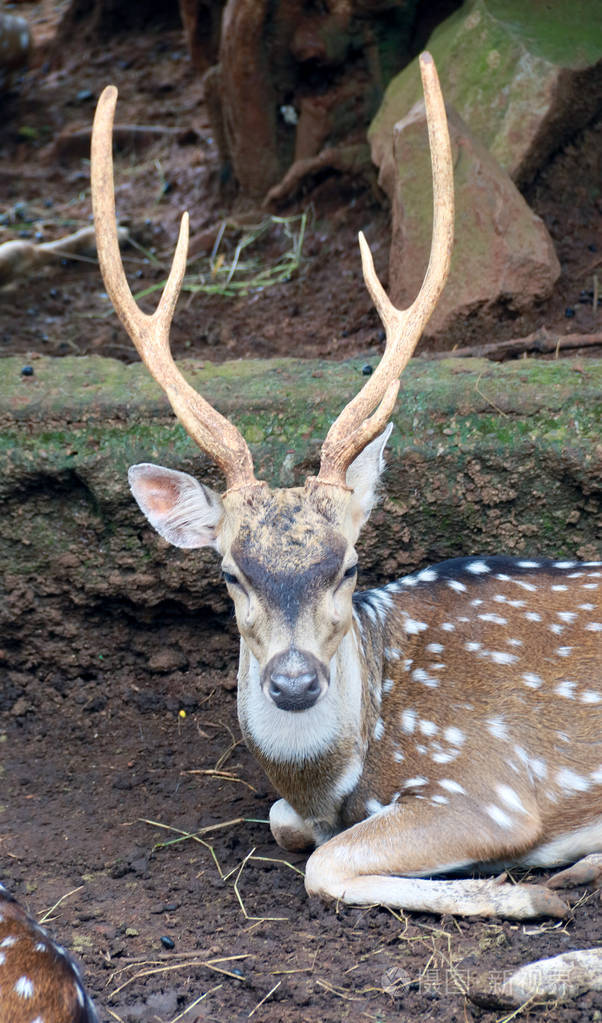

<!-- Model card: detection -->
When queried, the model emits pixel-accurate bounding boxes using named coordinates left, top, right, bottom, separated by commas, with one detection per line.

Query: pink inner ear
left=136, top=476, right=180, bottom=516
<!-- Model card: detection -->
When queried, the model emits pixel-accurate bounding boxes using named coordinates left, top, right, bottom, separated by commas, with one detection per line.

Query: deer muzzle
left=263, top=647, right=328, bottom=712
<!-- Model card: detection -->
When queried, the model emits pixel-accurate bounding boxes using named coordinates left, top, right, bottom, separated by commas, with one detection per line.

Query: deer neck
left=237, top=610, right=385, bottom=831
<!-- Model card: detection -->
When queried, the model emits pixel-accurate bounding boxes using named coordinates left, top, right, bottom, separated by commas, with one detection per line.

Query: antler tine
left=314, top=52, right=454, bottom=489
left=91, top=85, right=261, bottom=493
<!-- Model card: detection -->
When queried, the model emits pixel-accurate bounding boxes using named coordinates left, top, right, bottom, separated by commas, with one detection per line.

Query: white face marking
left=486, top=804, right=513, bottom=829
left=14, top=976, right=35, bottom=999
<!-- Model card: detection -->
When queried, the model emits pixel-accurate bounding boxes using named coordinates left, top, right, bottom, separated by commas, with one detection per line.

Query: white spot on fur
left=374, top=718, right=385, bottom=740
left=426, top=642, right=444, bottom=654
left=440, top=622, right=455, bottom=632
left=522, top=672, right=543, bottom=689
left=586, top=622, right=602, bottom=631
left=465, top=641, right=481, bottom=652
left=486, top=650, right=518, bottom=665
left=487, top=717, right=509, bottom=740
left=525, top=611, right=541, bottom=622
left=1, top=936, right=18, bottom=947
left=417, top=567, right=438, bottom=582
left=401, top=708, right=417, bottom=733
left=444, top=726, right=465, bottom=746
left=419, top=719, right=438, bottom=737
left=439, top=779, right=466, bottom=794
left=555, top=680, right=577, bottom=699
left=382, top=678, right=395, bottom=694
left=479, top=613, right=508, bottom=625
left=431, top=794, right=449, bottom=805
left=557, top=611, right=577, bottom=624
left=404, top=617, right=429, bottom=634
left=403, top=776, right=428, bottom=788
left=580, top=690, right=602, bottom=704
left=15, top=976, right=34, bottom=998
left=486, top=805, right=513, bottom=829
left=447, top=579, right=467, bottom=593
left=384, top=647, right=400, bottom=660
left=555, top=768, right=591, bottom=792
left=496, top=783, right=527, bottom=814
left=556, top=646, right=573, bottom=657
left=466, top=561, right=491, bottom=574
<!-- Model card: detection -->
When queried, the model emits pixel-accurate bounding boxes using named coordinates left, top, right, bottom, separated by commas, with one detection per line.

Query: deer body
left=0, top=883, right=98, bottom=1023
left=90, top=56, right=602, bottom=919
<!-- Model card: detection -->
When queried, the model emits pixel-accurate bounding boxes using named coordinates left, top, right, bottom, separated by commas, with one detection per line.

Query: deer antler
left=91, top=86, right=262, bottom=493
left=314, top=52, right=454, bottom=489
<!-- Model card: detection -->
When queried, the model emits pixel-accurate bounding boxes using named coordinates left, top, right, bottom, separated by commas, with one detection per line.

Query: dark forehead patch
left=231, top=492, right=347, bottom=621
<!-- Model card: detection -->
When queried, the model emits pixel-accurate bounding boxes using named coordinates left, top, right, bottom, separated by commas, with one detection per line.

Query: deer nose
left=269, top=669, right=321, bottom=711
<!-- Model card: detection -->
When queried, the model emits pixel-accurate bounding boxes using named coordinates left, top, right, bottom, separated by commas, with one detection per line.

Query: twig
left=248, top=980, right=282, bottom=1017
left=424, top=328, right=602, bottom=362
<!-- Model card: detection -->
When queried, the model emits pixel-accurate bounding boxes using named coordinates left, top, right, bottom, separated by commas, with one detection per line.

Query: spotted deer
left=0, top=883, right=98, bottom=1022
left=91, top=54, right=601, bottom=920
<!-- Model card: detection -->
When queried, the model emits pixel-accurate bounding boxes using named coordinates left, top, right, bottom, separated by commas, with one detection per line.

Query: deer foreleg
left=269, top=798, right=317, bottom=852
left=304, top=804, right=569, bottom=919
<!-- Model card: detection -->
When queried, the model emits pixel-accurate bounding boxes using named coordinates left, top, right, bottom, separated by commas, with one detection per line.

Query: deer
left=0, top=882, right=98, bottom=1023
left=90, top=53, right=602, bottom=921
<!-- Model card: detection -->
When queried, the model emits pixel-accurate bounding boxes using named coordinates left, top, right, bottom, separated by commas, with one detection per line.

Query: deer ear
left=128, top=463, right=224, bottom=550
left=346, top=423, right=393, bottom=524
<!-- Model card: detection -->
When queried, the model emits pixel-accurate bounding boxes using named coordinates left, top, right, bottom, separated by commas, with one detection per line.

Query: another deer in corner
left=91, top=54, right=601, bottom=920
left=0, top=883, right=98, bottom=1023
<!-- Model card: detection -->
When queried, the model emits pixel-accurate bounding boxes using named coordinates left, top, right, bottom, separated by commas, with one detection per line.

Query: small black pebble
left=564, top=307, right=575, bottom=318
left=160, top=935, right=175, bottom=949
left=21, top=365, right=34, bottom=377
left=588, top=243, right=597, bottom=253
left=362, top=364, right=373, bottom=376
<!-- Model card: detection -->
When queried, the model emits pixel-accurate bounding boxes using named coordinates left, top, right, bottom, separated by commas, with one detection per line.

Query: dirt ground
left=1, top=5, right=601, bottom=1023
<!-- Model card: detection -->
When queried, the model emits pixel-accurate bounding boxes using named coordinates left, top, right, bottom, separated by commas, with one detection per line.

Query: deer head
left=90, top=52, right=453, bottom=718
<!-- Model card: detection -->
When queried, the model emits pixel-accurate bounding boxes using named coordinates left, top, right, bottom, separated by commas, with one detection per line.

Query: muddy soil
left=1, top=6, right=601, bottom=1023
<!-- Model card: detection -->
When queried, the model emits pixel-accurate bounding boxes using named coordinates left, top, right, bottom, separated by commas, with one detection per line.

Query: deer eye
left=343, top=564, right=358, bottom=580
left=222, top=571, right=240, bottom=587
